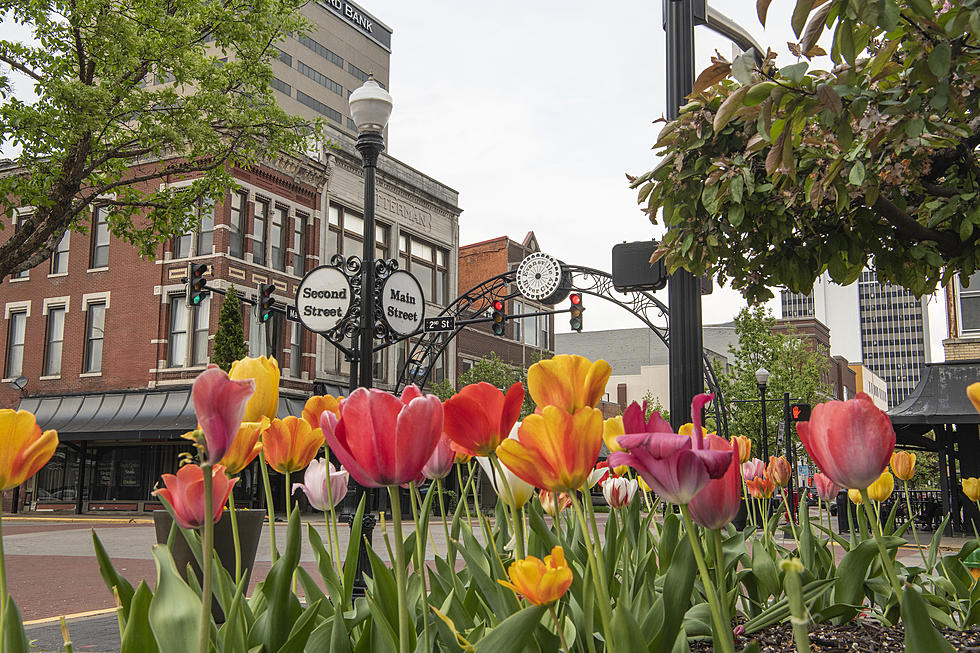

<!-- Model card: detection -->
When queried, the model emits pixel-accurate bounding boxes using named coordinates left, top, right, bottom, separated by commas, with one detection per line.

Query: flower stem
left=457, top=463, right=472, bottom=526
left=548, top=603, right=570, bottom=653
left=710, top=528, right=730, bottom=630
left=582, top=489, right=611, bottom=595
left=258, top=450, right=278, bottom=563
left=570, top=493, right=616, bottom=651
left=408, top=483, right=430, bottom=653
left=679, top=505, right=734, bottom=653
left=388, top=485, right=412, bottom=653
left=903, top=481, right=929, bottom=570
left=323, top=448, right=343, bottom=577
left=436, top=478, right=452, bottom=561
left=858, top=487, right=903, bottom=604
left=284, top=470, right=291, bottom=521
left=781, top=559, right=811, bottom=653
left=198, top=464, right=214, bottom=653
left=228, top=493, right=242, bottom=585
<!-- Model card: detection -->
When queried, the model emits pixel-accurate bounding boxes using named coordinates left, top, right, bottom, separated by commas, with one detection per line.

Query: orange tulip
left=731, top=435, right=752, bottom=464
left=497, top=405, right=603, bottom=492
left=498, top=545, right=573, bottom=606
left=262, top=416, right=324, bottom=474
left=0, top=410, right=58, bottom=490
left=767, top=456, right=791, bottom=488
left=218, top=419, right=267, bottom=476
left=890, top=451, right=916, bottom=481
left=527, top=354, right=611, bottom=413
left=538, top=490, right=572, bottom=518
left=746, top=476, right=775, bottom=499
left=969, top=382, right=980, bottom=415
left=302, top=394, right=342, bottom=429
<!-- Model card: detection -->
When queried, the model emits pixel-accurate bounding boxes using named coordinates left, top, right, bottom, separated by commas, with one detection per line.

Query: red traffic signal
left=491, top=299, right=505, bottom=336
left=570, top=293, right=582, bottom=305
left=492, top=299, right=504, bottom=312
left=569, top=293, right=583, bottom=331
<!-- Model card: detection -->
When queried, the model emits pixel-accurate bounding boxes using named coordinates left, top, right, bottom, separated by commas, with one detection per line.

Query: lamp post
left=349, top=77, right=392, bottom=391
left=755, top=367, right=770, bottom=462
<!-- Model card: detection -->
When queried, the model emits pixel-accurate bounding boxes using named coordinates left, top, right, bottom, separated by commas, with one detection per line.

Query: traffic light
left=187, top=263, right=209, bottom=306
left=790, top=403, right=811, bottom=421
left=491, top=299, right=505, bottom=336
left=569, top=293, right=584, bottom=331
left=258, top=283, right=276, bottom=323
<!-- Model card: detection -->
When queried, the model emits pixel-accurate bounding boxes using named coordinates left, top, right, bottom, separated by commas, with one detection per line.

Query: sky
left=0, top=1, right=949, bottom=361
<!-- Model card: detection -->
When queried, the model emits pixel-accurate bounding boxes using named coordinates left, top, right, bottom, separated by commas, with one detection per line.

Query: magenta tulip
left=608, top=394, right=732, bottom=505
left=796, top=393, right=895, bottom=490
left=689, top=434, right=742, bottom=529
left=741, top=458, right=765, bottom=482
left=813, top=472, right=840, bottom=501
left=422, top=433, right=455, bottom=480
left=192, top=365, right=255, bottom=464
left=292, top=458, right=348, bottom=511
left=621, top=400, right=672, bottom=435
left=154, top=464, right=237, bottom=529
left=321, top=385, right=443, bottom=488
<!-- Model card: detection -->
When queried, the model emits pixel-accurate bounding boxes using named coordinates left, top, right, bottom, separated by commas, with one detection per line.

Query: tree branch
left=0, top=54, right=43, bottom=82
left=871, top=194, right=960, bottom=253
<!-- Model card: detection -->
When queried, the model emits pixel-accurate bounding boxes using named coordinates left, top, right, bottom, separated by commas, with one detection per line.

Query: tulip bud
left=813, top=472, right=840, bottom=502
left=229, top=355, right=280, bottom=422
left=539, top=490, right=572, bottom=518
left=963, top=477, right=980, bottom=503
left=731, top=435, right=752, bottom=464
left=741, top=458, right=765, bottom=482
left=867, top=471, right=895, bottom=502
left=890, top=451, right=916, bottom=481
left=602, top=477, right=638, bottom=509
left=847, top=488, right=863, bottom=505
left=767, top=456, right=791, bottom=488
left=969, top=383, right=980, bottom=416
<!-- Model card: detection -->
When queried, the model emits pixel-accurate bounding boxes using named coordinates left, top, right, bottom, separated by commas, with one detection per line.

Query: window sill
left=86, top=267, right=109, bottom=274
left=39, top=375, right=61, bottom=381
left=47, top=272, right=68, bottom=279
left=8, top=276, right=29, bottom=283
left=1, top=377, right=23, bottom=384
left=79, top=371, right=102, bottom=378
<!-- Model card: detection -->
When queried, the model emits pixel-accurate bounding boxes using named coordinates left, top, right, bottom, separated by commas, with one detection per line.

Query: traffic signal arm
left=456, top=306, right=572, bottom=326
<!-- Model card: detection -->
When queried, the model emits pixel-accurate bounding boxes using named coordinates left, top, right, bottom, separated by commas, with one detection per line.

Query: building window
left=229, top=190, right=246, bottom=259
left=173, top=199, right=214, bottom=258
left=169, top=295, right=210, bottom=367
left=399, top=234, right=448, bottom=305
left=348, top=63, right=384, bottom=88
left=253, top=199, right=268, bottom=266
left=50, top=232, right=70, bottom=275
left=270, top=205, right=288, bottom=271
left=43, top=307, right=66, bottom=377
left=329, top=204, right=388, bottom=260
left=169, top=296, right=187, bottom=367
left=274, top=46, right=292, bottom=67
left=297, top=34, right=343, bottom=68
left=5, top=311, right=27, bottom=378
left=961, top=271, right=980, bottom=333
left=297, top=61, right=343, bottom=96
left=271, top=77, right=292, bottom=96
left=83, top=302, right=106, bottom=373
left=296, top=90, right=343, bottom=123
left=90, top=206, right=110, bottom=268
left=289, top=321, right=302, bottom=377
left=373, top=347, right=386, bottom=382
left=294, top=213, right=307, bottom=276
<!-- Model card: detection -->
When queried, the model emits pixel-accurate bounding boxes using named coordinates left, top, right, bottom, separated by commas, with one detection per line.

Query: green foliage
left=632, top=0, right=980, bottom=302
left=640, top=389, right=670, bottom=423
left=719, top=305, right=830, bottom=457
left=436, top=352, right=536, bottom=418
left=213, top=285, right=248, bottom=372
left=0, top=0, right=321, bottom=278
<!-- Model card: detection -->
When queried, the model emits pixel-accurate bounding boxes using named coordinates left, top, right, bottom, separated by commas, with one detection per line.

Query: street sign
left=423, top=316, right=456, bottom=332
left=295, top=265, right=353, bottom=333
left=286, top=305, right=299, bottom=322
left=381, top=270, right=425, bottom=336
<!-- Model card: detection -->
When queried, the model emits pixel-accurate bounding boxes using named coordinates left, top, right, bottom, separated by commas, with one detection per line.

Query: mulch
left=690, top=620, right=980, bottom=651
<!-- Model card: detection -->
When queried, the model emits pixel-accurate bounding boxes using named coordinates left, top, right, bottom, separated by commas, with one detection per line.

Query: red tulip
left=689, top=435, right=743, bottom=529
left=322, top=385, right=443, bottom=487
left=192, top=365, right=255, bottom=464
left=443, top=381, right=524, bottom=456
left=422, top=433, right=455, bottom=480
left=608, top=394, right=732, bottom=505
left=796, top=393, right=895, bottom=490
left=154, top=464, right=237, bottom=529
left=813, top=472, right=840, bottom=501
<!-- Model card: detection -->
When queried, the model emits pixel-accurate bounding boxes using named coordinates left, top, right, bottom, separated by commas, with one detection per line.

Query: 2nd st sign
left=423, top=316, right=455, bottom=333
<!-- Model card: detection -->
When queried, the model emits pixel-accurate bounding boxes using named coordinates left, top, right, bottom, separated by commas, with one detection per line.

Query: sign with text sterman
left=381, top=270, right=424, bottom=336
left=295, top=266, right=353, bottom=333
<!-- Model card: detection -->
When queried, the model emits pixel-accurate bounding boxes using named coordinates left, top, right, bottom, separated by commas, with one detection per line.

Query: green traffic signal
left=188, top=263, right=209, bottom=305
left=258, top=283, right=276, bottom=323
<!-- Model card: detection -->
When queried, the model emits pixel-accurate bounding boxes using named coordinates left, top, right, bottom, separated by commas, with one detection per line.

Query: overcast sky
left=0, top=1, right=948, bottom=361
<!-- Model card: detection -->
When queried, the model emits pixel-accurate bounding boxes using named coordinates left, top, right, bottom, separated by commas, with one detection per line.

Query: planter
left=153, top=508, right=265, bottom=620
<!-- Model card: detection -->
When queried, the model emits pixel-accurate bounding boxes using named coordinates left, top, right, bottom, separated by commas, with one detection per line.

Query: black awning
left=19, top=389, right=316, bottom=442
left=888, top=361, right=980, bottom=426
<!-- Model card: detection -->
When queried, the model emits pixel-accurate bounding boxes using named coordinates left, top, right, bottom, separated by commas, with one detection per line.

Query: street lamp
left=349, top=77, right=392, bottom=390
left=755, top=366, right=770, bottom=462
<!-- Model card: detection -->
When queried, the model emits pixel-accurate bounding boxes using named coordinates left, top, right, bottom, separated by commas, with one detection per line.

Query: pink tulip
left=154, top=464, right=237, bottom=529
left=321, top=385, right=443, bottom=488
left=621, top=400, right=672, bottom=435
left=608, top=394, right=732, bottom=505
left=689, top=435, right=742, bottom=529
left=741, top=458, right=765, bottom=482
left=192, top=365, right=255, bottom=464
left=813, top=472, right=840, bottom=501
left=602, top=476, right=638, bottom=509
left=796, top=393, right=895, bottom=490
left=422, top=434, right=455, bottom=480
left=292, top=458, right=348, bottom=511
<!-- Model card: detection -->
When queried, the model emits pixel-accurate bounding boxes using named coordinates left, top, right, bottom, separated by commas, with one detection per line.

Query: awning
left=888, top=360, right=980, bottom=426
left=18, top=389, right=313, bottom=442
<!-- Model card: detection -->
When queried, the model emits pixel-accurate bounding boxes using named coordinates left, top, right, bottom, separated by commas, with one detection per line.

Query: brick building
left=943, top=271, right=980, bottom=362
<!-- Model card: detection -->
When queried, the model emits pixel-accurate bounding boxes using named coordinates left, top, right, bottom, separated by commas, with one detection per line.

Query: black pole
left=355, top=131, right=384, bottom=391
left=783, top=391, right=794, bottom=522
left=665, top=0, right=704, bottom=431
left=74, top=440, right=87, bottom=515
left=759, top=384, right=768, bottom=462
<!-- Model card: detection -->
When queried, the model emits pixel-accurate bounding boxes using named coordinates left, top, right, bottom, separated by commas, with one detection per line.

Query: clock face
left=516, top=253, right=562, bottom=301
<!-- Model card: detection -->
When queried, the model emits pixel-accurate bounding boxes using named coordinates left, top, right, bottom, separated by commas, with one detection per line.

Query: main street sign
left=381, top=270, right=425, bottom=336
left=295, top=266, right=353, bottom=333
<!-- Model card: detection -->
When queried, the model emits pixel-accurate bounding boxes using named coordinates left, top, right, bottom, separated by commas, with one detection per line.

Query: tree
left=431, top=352, right=536, bottom=418
left=631, top=0, right=980, bottom=303
left=213, top=285, right=247, bottom=372
left=0, top=0, right=319, bottom=278
left=718, top=306, right=831, bottom=459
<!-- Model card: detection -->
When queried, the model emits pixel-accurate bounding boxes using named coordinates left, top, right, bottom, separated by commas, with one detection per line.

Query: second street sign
left=295, top=265, right=353, bottom=333
left=423, top=316, right=455, bottom=332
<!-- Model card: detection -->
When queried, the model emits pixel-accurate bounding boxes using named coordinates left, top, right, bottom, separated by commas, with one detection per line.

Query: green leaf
left=93, top=529, right=137, bottom=621
left=651, top=534, right=696, bottom=651
left=744, top=81, right=777, bottom=107
left=780, top=62, right=809, bottom=84
left=253, top=508, right=304, bottom=653
left=834, top=536, right=904, bottom=610
left=928, top=42, right=951, bottom=79
left=343, top=494, right=367, bottom=607
left=791, top=0, right=815, bottom=38
left=848, top=161, right=866, bottom=186
left=744, top=579, right=834, bottom=633
left=2, top=597, right=30, bottom=653
left=907, top=0, right=934, bottom=18
left=713, top=85, right=750, bottom=136
left=148, top=545, right=203, bottom=653
left=121, top=582, right=160, bottom=653
left=473, top=604, right=546, bottom=653
left=902, top=585, right=956, bottom=652
left=276, top=599, right=323, bottom=653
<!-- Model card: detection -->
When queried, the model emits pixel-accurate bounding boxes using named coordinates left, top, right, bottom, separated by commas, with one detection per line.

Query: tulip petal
left=393, top=395, right=443, bottom=485
left=444, top=391, right=497, bottom=455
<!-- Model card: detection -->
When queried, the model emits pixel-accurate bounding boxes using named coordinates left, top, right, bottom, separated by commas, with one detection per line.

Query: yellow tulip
left=963, top=477, right=980, bottom=503
left=602, top=416, right=630, bottom=474
left=218, top=419, right=267, bottom=476
left=890, top=451, right=916, bottom=481
left=302, top=394, right=342, bottom=430
left=262, top=416, right=324, bottom=474
left=498, top=545, right=573, bottom=606
left=638, top=476, right=652, bottom=493
left=969, top=383, right=980, bottom=415
left=0, top=410, right=59, bottom=490
left=731, top=435, right=752, bottom=464
left=527, top=354, right=611, bottom=413
left=229, top=355, right=280, bottom=422
left=867, top=471, right=895, bottom=502
left=847, top=488, right=863, bottom=504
